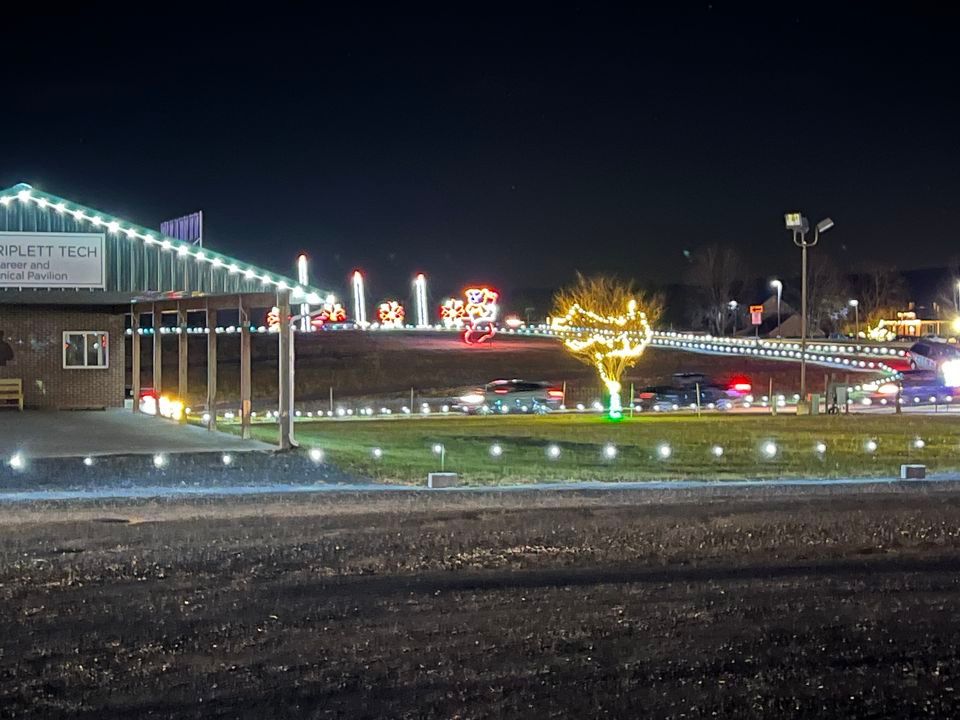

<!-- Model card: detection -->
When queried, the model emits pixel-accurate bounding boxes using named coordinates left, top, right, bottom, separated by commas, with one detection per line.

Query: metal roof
left=0, top=183, right=332, bottom=305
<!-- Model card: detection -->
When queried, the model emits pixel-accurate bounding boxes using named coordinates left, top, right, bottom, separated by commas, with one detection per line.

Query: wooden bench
left=0, top=379, right=23, bottom=411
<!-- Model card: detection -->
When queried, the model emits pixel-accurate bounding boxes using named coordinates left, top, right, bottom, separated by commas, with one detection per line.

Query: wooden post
left=277, top=291, right=295, bottom=450
left=152, top=303, right=162, bottom=400
left=206, top=305, right=217, bottom=431
left=239, top=296, right=252, bottom=440
left=178, top=304, right=188, bottom=402
left=131, top=310, right=141, bottom=413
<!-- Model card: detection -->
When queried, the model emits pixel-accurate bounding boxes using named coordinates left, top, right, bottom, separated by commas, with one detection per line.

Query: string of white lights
left=0, top=185, right=325, bottom=302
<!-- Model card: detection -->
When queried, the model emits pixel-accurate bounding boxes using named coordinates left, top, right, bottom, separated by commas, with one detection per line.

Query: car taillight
left=729, top=376, right=752, bottom=393
left=547, top=389, right=564, bottom=398
left=494, top=388, right=509, bottom=394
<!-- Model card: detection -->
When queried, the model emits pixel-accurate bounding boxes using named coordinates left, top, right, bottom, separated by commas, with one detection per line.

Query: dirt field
left=134, top=331, right=847, bottom=406
left=3, top=485, right=960, bottom=718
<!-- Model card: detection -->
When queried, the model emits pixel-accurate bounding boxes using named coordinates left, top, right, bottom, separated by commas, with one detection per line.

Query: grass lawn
left=238, top=413, right=960, bottom=484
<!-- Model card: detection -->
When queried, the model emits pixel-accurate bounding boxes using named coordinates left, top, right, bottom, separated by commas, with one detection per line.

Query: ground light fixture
left=308, top=448, right=324, bottom=463
left=432, top=443, right=444, bottom=455
left=546, top=444, right=561, bottom=459
left=815, top=442, right=827, bottom=455
left=153, top=454, right=167, bottom=468
left=489, top=443, right=503, bottom=458
left=657, top=443, right=672, bottom=459
left=761, top=441, right=778, bottom=459
left=8, top=452, right=24, bottom=470
left=603, top=443, right=618, bottom=460
left=222, top=454, right=233, bottom=466
left=83, top=456, right=95, bottom=467
left=913, top=438, right=926, bottom=449
left=712, top=445, right=724, bottom=458
left=865, top=439, right=878, bottom=453
left=371, top=447, right=383, bottom=459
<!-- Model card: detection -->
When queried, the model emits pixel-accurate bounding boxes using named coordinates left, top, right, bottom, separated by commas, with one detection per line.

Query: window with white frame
left=63, top=332, right=109, bottom=369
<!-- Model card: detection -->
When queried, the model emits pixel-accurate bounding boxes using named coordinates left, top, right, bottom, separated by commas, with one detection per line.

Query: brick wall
left=0, top=305, right=125, bottom=409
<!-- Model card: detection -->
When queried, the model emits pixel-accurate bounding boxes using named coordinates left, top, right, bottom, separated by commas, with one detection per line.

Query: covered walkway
left=0, top=410, right=272, bottom=459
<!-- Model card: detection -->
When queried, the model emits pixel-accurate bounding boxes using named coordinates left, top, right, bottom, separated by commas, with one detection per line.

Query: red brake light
left=547, top=389, right=564, bottom=398
left=729, top=376, right=752, bottom=393
left=494, top=388, right=509, bottom=394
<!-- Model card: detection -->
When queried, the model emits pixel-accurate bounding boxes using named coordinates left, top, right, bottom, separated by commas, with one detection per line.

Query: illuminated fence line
left=4, top=435, right=939, bottom=474
left=125, top=322, right=908, bottom=376
left=177, top=389, right=959, bottom=426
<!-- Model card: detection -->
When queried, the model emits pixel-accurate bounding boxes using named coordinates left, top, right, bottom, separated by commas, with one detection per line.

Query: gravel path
left=2, top=484, right=959, bottom=718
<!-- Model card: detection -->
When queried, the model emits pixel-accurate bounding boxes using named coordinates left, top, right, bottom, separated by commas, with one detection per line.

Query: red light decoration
left=462, top=287, right=499, bottom=345
left=310, top=302, right=347, bottom=329
left=378, top=300, right=406, bottom=328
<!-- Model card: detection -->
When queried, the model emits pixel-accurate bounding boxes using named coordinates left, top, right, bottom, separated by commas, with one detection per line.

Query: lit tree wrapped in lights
left=551, top=275, right=660, bottom=419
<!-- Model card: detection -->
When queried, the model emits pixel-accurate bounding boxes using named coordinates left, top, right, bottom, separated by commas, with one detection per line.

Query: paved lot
left=0, top=409, right=274, bottom=458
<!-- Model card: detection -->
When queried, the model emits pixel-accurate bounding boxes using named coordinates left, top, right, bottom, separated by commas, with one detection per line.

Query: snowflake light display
left=378, top=300, right=406, bottom=328
left=440, top=298, right=467, bottom=328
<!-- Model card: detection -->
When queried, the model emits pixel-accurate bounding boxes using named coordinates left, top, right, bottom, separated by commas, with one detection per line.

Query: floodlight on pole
left=788, top=213, right=834, bottom=412
left=849, top=299, right=860, bottom=340
left=297, top=254, right=310, bottom=332
left=770, top=279, right=783, bottom=337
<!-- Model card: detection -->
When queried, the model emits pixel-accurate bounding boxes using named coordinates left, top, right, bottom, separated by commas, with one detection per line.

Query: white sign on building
left=0, top=232, right=105, bottom=289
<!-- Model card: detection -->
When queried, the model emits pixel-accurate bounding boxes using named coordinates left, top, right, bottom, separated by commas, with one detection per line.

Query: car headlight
left=459, top=393, right=485, bottom=404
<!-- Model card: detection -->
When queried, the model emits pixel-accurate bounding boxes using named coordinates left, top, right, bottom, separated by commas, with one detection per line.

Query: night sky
left=2, top=4, right=959, bottom=301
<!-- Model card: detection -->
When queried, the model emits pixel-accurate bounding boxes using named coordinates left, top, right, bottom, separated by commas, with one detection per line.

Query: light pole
left=955, top=280, right=960, bottom=313
left=770, top=279, right=783, bottom=337
left=728, top=300, right=739, bottom=335
left=786, top=213, right=834, bottom=412
left=849, top=299, right=859, bottom=340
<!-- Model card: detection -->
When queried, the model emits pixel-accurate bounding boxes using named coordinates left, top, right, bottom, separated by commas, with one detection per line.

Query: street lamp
left=728, top=300, right=739, bottom=336
left=786, top=213, right=834, bottom=412
left=770, top=279, right=783, bottom=337
left=849, top=299, right=860, bottom=340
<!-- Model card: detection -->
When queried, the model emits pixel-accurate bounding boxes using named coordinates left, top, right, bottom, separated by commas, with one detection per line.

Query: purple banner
left=161, top=211, right=203, bottom=246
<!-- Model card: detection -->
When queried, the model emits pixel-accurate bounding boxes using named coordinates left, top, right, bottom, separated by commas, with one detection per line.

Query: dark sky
left=2, top=4, right=959, bottom=301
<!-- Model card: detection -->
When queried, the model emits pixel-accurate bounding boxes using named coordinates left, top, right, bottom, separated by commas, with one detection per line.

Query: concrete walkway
left=0, top=409, right=274, bottom=458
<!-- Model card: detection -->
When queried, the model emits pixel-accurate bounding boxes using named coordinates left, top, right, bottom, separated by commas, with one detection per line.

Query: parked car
left=455, top=379, right=564, bottom=414
left=907, top=341, right=960, bottom=371
left=635, top=373, right=735, bottom=411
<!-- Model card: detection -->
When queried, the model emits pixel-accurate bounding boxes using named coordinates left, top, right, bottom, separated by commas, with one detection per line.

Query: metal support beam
left=131, top=311, right=141, bottom=413
left=152, top=303, right=162, bottom=400
left=206, top=304, right=217, bottom=431
left=178, top=304, right=188, bottom=405
left=277, top=291, right=296, bottom=450
left=239, top=296, right=252, bottom=440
